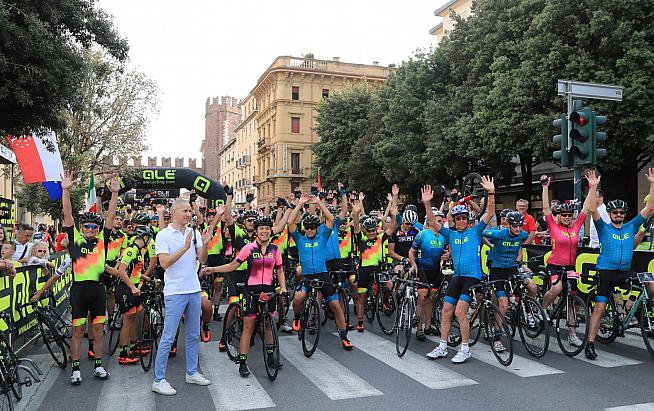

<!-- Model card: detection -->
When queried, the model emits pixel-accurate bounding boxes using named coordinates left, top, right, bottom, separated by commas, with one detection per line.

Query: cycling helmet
left=254, top=215, right=273, bottom=229
left=431, top=207, right=445, bottom=218
left=132, top=213, right=150, bottom=225
left=450, top=205, right=470, bottom=217
left=150, top=214, right=159, bottom=221
left=405, top=204, right=418, bottom=213
left=326, top=206, right=337, bottom=215
left=506, top=211, right=524, bottom=227
left=134, top=225, right=151, bottom=239
left=362, top=218, right=378, bottom=231
left=499, top=208, right=513, bottom=219
left=468, top=213, right=477, bottom=222
left=303, top=214, right=321, bottom=227
left=243, top=209, right=259, bottom=220
left=80, top=212, right=102, bottom=225
left=557, top=203, right=575, bottom=213
left=606, top=199, right=628, bottom=212
left=402, top=209, right=419, bottom=225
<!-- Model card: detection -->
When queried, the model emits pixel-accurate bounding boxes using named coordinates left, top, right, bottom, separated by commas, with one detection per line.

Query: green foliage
left=0, top=0, right=129, bottom=135
left=16, top=183, right=85, bottom=221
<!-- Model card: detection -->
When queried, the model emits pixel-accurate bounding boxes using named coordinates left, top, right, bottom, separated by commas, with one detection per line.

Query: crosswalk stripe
left=279, top=337, right=383, bottom=400
left=422, top=333, right=565, bottom=377
left=96, top=359, right=156, bottom=411
left=15, top=354, right=64, bottom=411
left=198, top=343, right=275, bottom=410
left=605, top=403, right=654, bottom=410
left=607, top=331, right=649, bottom=351
left=547, top=340, right=641, bottom=367
left=341, top=332, right=477, bottom=389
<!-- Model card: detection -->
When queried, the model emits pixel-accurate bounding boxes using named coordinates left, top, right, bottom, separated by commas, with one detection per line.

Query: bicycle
left=363, top=269, right=397, bottom=336
left=585, top=271, right=654, bottom=358
left=325, top=263, right=357, bottom=329
left=107, top=306, right=123, bottom=356
left=276, top=258, right=299, bottom=329
left=18, top=296, right=69, bottom=369
left=394, top=277, right=430, bottom=357
left=222, top=283, right=246, bottom=363
left=298, top=279, right=325, bottom=358
left=139, top=283, right=164, bottom=372
left=255, top=291, right=283, bottom=381
left=431, top=266, right=454, bottom=336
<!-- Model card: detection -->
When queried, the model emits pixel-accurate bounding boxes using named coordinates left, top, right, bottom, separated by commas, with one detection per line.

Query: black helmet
left=557, top=203, right=575, bottom=213
left=254, top=215, right=273, bottom=229
left=134, top=225, right=151, bottom=239
left=80, top=212, right=102, bottom=225
left=606, top=200, right=627, bottom=212
left=132, top=213, right=150, bottom=225
left=303, top=214, right=321, bottom=227
left=506, top=211, right=524, bottom=227
left=326, top=206, right=337, bottom=215
left=362, top=218, right=378, bottom=231
left=243, top=210, right=259, bottom=220
left=499, top=208, right=513, bottom=219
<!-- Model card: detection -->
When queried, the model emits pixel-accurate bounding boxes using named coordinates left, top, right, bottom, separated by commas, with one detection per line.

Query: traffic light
left=569, top=107, right=594, bottom=166
left=552, top=115, right=569, bottom=167
left=592, top=114, right=607, bottom=164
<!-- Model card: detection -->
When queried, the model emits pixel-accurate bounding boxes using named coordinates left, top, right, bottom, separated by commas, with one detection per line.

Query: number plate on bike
left=637, top=272, right=654, bottom=284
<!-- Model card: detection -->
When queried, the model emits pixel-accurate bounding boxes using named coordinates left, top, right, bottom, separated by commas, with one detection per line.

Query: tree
left=15, top=182, right=86, bottom=222
left=0, top=1, right=129, bottom=135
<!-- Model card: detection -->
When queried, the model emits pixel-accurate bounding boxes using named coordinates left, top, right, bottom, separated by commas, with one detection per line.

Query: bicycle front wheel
left=40, top=317, right=68, bottom=369
left=0, top=378, right=12, bottom=411
left=364, top=291, right=376, bottom=323
left=640, top=301, right=654, bottom=359
left=377, top=287, right=397, bottom=336
left=555, top=294, right=588, bottom=357
left=223, top=303, right=244, bottom=363
left=517, top=296, right=549, bottom=358
left=262, top=312, right=280, bottom=381
left=301, top=300, right=321, bottom=358
left=485, top=303, right=513, bottom=366
left=108, top=310, right=122, bottom=356
left=338, top=289, right=350, bottom=330
left=590, top=297, right=618, bottom=345
left=395, top=298, right=413, bottom=357
left=139, top=308, right=156, bottom=372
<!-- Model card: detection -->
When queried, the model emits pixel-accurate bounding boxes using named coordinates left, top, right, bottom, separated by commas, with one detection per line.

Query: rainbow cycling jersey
left=66, top=225, right=110, bottom=282
left=235, top=242, right=283, bottom=286
left=438, top=221, right=487, bottom=279
left=595, top=214, right=645, bottom=271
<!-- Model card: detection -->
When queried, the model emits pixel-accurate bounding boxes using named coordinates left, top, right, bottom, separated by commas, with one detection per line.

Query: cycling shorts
left=327, top=258, right=356, bottom=283
left=595, top=270, right=639, bottom=303
left=71, top=281, right=107, bottom=327
left=417, top=268, right=442, bottom=291
left=357, top=266, right=376, bottom=294
left=547, top=264, right=575, bottom=285
left=101, top=260, right=118, bottom=289
left=242, top=285, right=277, bottom=318
left=443, top=276, right=480, bottom=306
left=489, top=267, right=518, bottom=298
left=226, top=270, right=247, bottom=299
left=301, top=273, right=338, bottom=303
left=116, top=281, right=143, bottom=315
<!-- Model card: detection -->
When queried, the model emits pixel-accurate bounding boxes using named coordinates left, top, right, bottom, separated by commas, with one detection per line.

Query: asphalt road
left=11, top=305, right=654, bottom=411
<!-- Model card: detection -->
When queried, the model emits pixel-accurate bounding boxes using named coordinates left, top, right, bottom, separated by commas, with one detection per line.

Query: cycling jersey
left=545, top=212, right=585, bottom=266
left=411, top=229, right=446, bottom=270
left=228, top=224, right=255, bottom=271
left=325, top=217, right=343, bottom=262
left=389, top=225, right=421, bottom=259
left=106, top=229, right=127, bottom=263
left=438, top=221, right=487, bottom=279
left=338, top=224, right=357, bottom=259
left=357, top=232, right=390, bottom=268
left=482, top=228, right=528, bottom=269
left=271, top=225, right=290, bottom=256
left=66, top=225, right=110, bottom=282
left=595, top=214, right=645, bottom=271
left=120, top=243, right=146, bottom=285
left=207, top=221, right=225, bottom=256
left=235, top=242, right=282, bottom=286
left=290, top=225, right=331, bottom=275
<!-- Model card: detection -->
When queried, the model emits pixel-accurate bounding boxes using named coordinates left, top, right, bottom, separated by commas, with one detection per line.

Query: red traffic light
left=569, top=111, right=588, bottom=125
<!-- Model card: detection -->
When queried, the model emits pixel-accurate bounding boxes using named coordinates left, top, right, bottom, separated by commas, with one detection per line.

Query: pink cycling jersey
left=545, top=212, right=585, bottom=266
left=235, top=242, right=282, bottom=286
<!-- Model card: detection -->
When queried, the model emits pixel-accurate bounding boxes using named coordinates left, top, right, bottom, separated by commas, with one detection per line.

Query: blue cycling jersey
left=290, top=225, right=331, bottom=275
left=595, top=214, right=645, bottom=271
left=324, top=217, right=343, bottom=262
left=483, top=228, right=528, bottom=269
left=411, top=229, right=446, bottom=270
left=439, top=221, right=488, bottom=279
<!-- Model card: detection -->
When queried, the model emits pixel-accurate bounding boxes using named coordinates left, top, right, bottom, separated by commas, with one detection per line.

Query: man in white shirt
left=589, top=189, right=610, bottom=248
left=13, top=224, right=34, bottom=263
left=152, top=199, right=211, bottom=396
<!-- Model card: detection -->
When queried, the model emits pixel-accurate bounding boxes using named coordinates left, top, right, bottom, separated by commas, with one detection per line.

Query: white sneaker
left=70, top=370, right=82, bottom=385
left=568, top=334, right=583, bottom=347
left=493, top=340, right=506, bottom=353
left=152, top=379, right=177, bottom=395
left=280, top=321, right=293, bottom=333
left=186, top=372, right=211, bottom=386
left=94, top=366, right=110, bottom=380
left=426, top=346, right=448, bottom=359
left=451, top=349, right=472, bottom=364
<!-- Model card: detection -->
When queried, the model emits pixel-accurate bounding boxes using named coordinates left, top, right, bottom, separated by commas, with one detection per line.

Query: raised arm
left=61, top=171, right=75, bottom=227
left=272, top=206, right=292, bottom=235
left=314, top=196, right=334, bottom=229
left=223, top=184, right=234, bottom=226
left=351, top=200, right=362, bottom=235
left=582, top=170, right=600, bottom=215
left=338, top=182, right=348, bottom=221
left=384, top=201, right=398, bottom=237
left=105, top=176, right=120, bottom=229
left=422, top=185, right=442, bottom=233
left=641, top=167, right=654, bottom=218
left=480, top=176, right=495, bottom=224
left=540, top=175, right=552, bottom=216
left=288, top=195, right=309, bottom=233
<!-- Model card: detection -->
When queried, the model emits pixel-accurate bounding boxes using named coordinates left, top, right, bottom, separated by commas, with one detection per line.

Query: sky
left=98, top=0, right=444, bottom=163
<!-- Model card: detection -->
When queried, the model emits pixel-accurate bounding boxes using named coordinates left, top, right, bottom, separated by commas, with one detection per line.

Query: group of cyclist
left=31, top=165, right=654, bottom=387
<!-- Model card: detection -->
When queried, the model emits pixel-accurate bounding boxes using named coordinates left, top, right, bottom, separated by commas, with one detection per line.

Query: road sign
left=557, top=80, right=623, bottom=101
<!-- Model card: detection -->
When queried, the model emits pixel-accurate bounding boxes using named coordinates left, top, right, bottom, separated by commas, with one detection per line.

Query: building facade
left=429, top=0, right=473, bottom=44
left=232, top=94, right=258, bottom=205
left=202, top=96, right=241, bottom=182
left=252, top=56, right=390, bottom=201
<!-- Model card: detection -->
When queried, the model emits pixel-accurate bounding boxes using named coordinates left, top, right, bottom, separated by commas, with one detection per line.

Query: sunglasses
left=245, top=218, right=256, bottom=223
left=35, top=249, right=47, bottom=253
left=83, top=224, right=99, bottom=230
left=611, top=210, right=626, bottom=215
left=560, top=213, right=573, bottom=218
left=305, top=225, right=317, bottom=230
left=454, top=216, right=468, bottom=221
left=510, top=224, right=522, bottom=228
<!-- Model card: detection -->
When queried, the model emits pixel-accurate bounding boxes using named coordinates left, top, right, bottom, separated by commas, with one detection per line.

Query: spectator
left=25, top=240, right=55, bottom=269
left=13, top=224, right=34, bottom=263
left=589, top=189, right=609, bottom=248
left=0, top=226, right=7, bottom=244
left=516, top=199, right=537, bottom=244
left=55, top=223, right=69, bottom=252
left=0, top=243, right=20, bottom=276
left=32, top=224, right=56, bottom=252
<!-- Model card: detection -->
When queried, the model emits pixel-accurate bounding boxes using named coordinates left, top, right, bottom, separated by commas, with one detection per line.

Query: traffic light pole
left=564, top=85, right=583, bottom=210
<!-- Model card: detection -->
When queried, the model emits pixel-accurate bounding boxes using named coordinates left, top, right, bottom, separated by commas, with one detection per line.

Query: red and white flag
left=7, top=132, right=64, bottom=184
left=86, top=174, right=97, bottom=212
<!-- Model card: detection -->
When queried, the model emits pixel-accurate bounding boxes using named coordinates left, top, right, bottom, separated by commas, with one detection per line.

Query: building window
left=291, top=153, right=300, bottom=174
left=322, top=89, right=329, bottom=99
left=292, top=86, right=300, bottom=100
left=291, top=117, right=300, bottom=134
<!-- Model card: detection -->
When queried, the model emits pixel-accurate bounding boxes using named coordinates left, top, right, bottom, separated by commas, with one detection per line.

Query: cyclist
left=388, top=209, right=421, bottom=276
left=204, top=202, right=230, bottom=322
left=61, top=171, right=133, bottom=384
left=586, top=168, right=654, bottom=359
left=409, top=209, right=447, bottom=340
left=540, top=171, right=596, bottom=349
left=203, top=215, right=287, bottom=377
left=422, top=177, right=495, bottom=364
left=482, top=211, right=529, bottom=352
left=288, top=194, right=353, bottom=349
left=352, top=194, right=398, bottom=332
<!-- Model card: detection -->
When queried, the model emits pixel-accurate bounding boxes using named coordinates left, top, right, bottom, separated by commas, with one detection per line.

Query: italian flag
left=86, top=174, right=97, bottom=212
